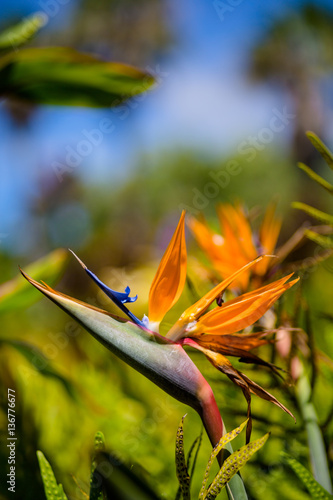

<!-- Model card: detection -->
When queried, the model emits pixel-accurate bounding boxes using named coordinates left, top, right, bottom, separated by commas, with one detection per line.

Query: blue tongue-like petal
left=69, top=250, right=146, bottom=327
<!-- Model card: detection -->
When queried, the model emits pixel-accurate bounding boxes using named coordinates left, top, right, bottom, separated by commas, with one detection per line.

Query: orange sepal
left=255, top=203, right=282, bottom=276
left=189, top=275, right=299, bottom=336
left=148, top=211, right=187, bottom=324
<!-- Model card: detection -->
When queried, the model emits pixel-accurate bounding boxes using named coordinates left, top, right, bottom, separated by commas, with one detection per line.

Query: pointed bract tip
left=19, top=266, right=31, bottom=281
left=68, top=249, right=87, bottom=269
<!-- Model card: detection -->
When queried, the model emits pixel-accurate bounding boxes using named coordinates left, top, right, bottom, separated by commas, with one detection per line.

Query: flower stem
left=295, top=363, right=333, bottom=494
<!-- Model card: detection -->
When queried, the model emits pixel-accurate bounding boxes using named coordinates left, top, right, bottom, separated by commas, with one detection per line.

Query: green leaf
left=175, top=428, right=203, bottom=500
left=306, top=131, right=333, bottom=171
left=90, top=432, right=106, bottom=500
left=203, top=432, right=270, bottom=500
left=0, top=248, right=68, bottom=314
left=0, top=12, right=47, bottom=52
left=199, top=420, right=248, bottom=499
left=0, top=47, right=155, bottom=107
left=297, top=162, right=333, bottom=194
left=37, top=450, right=68, bottom=500
left=94, top=431, right=106, bottom=452
left=292, top=202, right=333, bottom=225
left=175, top=415, right=191, bottom=500
left=281, top=452, right=333, bottom=499
left=304, top=230, right=333, bottom=248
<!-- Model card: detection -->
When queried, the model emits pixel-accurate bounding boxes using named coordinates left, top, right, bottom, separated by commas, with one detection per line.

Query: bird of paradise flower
left=21, top=211, right=297, bottom=446
left=187, top=202, right=283, bottom=292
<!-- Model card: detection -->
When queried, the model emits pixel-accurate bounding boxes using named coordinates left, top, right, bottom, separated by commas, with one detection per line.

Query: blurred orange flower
left=187, top=202, right=281, bottom=291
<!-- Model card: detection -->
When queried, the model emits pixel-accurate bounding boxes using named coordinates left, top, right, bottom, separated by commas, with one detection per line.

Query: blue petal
left=110, top=286, right=138, bottom=304
left=69, top=250, right=145, bottom=327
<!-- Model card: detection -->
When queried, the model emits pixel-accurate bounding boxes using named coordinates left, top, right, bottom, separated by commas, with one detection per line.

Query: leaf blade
left=175, top=415, right=191, bottom=500
left=297, top=162, right=333, bottom=194
left=292, top=202, right=333, bottom=225
left=304, top=230, right=333, bottom=248
left=90, top=432, right=106, bottom=500
left=0, top=12, right=47, bottom=52
left=37, top=450, right=68, bottom=500
left=281, top=452, right=333, bottom=499
left=0, top=47, right=155, bottom=107
left=306, top=131, right=333, bottom=171
left=199, top=420, right=248, bottom=499
left=205, top=433, right=270, bottom=500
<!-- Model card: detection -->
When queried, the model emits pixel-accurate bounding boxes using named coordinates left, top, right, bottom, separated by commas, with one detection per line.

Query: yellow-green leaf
left=0, top=47, right=155, bottom=107
left=90, top=432, right=106, bottom=500
left=281, top=452, right=333, bottom=499
left=94, top=431, right=105, bottom=452
left=0, top=12, right=47, bottom=52
left=297, top=162, right=333, bottom=194
left=175, top=415, right=191, bottom=500
left=306, top=131, right=333, bottom=171
left=204, top=432, right=270, bottom=500
left=199, top=420, right=248, bottom=499
left=37, top=451, right=68, bottom=500
left=305, top=230, right=333, bottom=248
left=292, top=202, right=333, bottom=226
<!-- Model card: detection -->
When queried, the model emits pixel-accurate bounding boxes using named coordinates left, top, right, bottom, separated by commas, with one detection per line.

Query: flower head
left=187, top=202, right=282, bottom=291
left=66, top=212, right=297, bottom=441
left=22, top=211, right=297, bottom=444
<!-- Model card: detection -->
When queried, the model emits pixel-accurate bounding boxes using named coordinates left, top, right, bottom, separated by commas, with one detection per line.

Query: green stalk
left=295, top=364, right=333, bottom=494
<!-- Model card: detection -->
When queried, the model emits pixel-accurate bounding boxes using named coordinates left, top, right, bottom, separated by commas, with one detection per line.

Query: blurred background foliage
left=1, top=0, right=333, bottom=499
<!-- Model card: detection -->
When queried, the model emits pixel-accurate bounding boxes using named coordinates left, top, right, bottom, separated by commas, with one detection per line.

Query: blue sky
left=1, top=0, right=333, bottom=254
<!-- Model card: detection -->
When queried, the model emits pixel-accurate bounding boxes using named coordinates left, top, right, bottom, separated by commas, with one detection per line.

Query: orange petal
left=188, top=205, right=258, bottom=291
left=189, top=276, right=299, bottom=336
left=255, top=203, right=282, bottom=276
left=216, top=203, right=257, bottom=262
left=187, top=215, right=224, bottom=263
left=166, top=256, right=266, bottom=340
left=148, top=211, right=187, bottom=324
